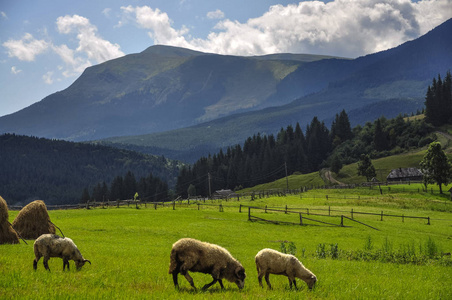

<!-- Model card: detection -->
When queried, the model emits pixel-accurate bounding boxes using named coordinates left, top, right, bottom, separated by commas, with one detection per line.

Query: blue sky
left=1, top=0, right=451, bottom=117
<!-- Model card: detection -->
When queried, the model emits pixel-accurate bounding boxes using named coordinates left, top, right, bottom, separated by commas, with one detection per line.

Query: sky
left=1, top=0, right=451, bottom=117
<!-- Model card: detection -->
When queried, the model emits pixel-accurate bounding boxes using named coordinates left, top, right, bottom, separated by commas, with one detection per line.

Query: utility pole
left=285, top=162, right=289, bottom=191
left=208, top=172, right=212, bottom=199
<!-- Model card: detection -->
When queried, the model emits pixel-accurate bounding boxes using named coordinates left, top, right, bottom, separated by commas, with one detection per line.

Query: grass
left=2, top=190, right=452, bottom=299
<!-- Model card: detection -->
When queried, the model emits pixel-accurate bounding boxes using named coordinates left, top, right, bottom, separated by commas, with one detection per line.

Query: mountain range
left=1, top=18, right=451, bottom=162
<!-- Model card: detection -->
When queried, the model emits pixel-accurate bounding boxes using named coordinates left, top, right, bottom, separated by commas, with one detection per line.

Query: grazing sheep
left=33, top=234, right=91, bottom=271
left=255, top=248, right=317, bottom=290
left=168, top=238, right=246, bottom=290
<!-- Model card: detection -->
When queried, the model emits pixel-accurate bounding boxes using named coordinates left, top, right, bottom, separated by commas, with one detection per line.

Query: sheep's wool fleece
left=172, top=238, right=237, bottom=266
left=256, top=248, right=305, bottom=273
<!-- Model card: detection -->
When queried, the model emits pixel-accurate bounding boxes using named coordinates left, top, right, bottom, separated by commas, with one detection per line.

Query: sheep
left=168, top=238, right=246, bottom=290
left=33, top=234, right=91, bottom=271
left=255, top=248, right=316, bottom=290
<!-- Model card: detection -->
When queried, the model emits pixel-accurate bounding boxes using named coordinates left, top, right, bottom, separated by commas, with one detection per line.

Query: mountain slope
left=0, top=46, right=341, bottom=141
left=0, top=134, right=180, bottom=205
left=99, top=19, right=452, bottom=162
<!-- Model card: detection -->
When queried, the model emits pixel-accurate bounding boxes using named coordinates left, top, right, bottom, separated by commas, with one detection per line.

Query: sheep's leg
left=33, top=256, right=41, bottom=270
left=265, top=273, right=272, bottom=290
left=43, top=257, right=51, bottom=271
left=63, top=258, right=69, bottom=271
left=218, top=279, right=224, bottom=289
left=202, top=277, right=218, bottom=290
left=293, top=279, right=298, bottom=290
left=172, top=271, right=179, bottom=289
left=257, top=270, right=264, bottom=288
left=181, top=271, right=196, bottom=290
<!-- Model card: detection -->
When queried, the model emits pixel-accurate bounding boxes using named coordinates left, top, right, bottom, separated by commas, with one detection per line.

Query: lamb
left=255, top=248, right=317, bottom=290
left=168, top=238, right=246, bottom=290
left=33, top=234, right=91, bottom=271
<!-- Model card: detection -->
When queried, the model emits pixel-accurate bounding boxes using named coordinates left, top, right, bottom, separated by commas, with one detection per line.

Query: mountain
left=1, top=19, right=451, bottom=160
left=98, top=19, right=452, bottom=162
left=0, top=45, right=343, bottom=141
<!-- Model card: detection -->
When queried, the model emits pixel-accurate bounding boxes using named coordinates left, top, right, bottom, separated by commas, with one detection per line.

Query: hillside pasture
left=1, top=191, right=451, bottom=299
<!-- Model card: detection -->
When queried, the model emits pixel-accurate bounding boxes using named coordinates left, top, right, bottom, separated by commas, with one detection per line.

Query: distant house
left=386, top=168, right=423, bottom=182
left=212, top=189, right=236, bottom=199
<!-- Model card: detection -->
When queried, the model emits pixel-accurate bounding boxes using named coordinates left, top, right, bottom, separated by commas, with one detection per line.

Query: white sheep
left=168, top=238, right=246, bottom=290
left=33, top=234, right=91, bottom=271
left=255, top=248, right=317, bottom=290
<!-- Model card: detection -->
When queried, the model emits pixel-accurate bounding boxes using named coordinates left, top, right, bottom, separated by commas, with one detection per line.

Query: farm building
left=386, top=168, right=423, bottom=182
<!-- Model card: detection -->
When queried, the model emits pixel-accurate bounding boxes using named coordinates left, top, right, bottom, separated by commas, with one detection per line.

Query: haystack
left=12, top=200, right=55, bottom=239
left=0, top=196, right=20, bottom=244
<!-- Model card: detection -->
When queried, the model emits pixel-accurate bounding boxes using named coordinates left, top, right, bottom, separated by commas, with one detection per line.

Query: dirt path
left=325, top=170, right=345, bottom=185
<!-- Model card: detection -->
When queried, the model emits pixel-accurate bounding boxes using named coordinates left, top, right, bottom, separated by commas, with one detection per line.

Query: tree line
left=0, top=134, right=179, bottom=205
left=424, top=70, right=452, bottom=126
left=80, top=171, right=169, bottom=203
left=176, top=108, right=436, bottom=198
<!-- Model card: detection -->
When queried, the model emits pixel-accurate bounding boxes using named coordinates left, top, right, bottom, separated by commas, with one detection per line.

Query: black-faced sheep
left=33, top=234, right=91, bottom=271
left=168, top=238, right=246, bottom=290
left=255, top=248, right=317, bottom=290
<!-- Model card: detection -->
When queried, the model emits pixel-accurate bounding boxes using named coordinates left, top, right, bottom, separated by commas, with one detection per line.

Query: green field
left=2, top=188, right=452, bottom=299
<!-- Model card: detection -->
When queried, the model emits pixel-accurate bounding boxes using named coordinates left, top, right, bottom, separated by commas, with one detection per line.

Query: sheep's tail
left=255, top=256, right=261, bottom=274
left=168, top=249, right=178, bottom=274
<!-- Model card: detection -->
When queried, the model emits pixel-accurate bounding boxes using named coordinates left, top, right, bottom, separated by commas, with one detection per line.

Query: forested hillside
left=0, top=134, right=180, bottom=205
left=176, top=111, right=436, bottom=197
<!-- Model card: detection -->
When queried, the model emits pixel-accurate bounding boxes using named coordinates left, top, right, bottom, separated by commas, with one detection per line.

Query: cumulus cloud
left=2, top=33, right=49, bottom=61
left=11, top=66, right=22, bottom=74
left=56, top=15, right=125, bottom=63
left=123, top=0, right=452, bottom=57
left=207, top=9, right=225, bottom=20
left=121, top=5, right=190, bottom=47
left=42, top=71, right=54, bottom=84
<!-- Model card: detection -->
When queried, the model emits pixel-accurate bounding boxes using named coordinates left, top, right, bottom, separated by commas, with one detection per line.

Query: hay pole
left=49, top=220, right=65, bottom=238
left=7, top=221, right=28, bottom=245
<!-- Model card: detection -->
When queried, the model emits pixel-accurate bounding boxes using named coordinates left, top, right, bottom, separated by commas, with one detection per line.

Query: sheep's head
left=75, top=259, right=91, bottom=271
left=234, top=266, right=246, bottom=289
left=306, top=275, right=317, bottom=290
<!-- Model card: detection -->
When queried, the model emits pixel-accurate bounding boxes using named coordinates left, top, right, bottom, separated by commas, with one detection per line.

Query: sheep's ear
left=235, top=267, right=246, bottom=279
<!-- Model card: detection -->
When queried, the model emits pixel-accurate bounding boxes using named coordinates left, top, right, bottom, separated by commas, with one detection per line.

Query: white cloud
left=56, top=15, right=124, bottom=63
left=2, top=33, right=49, bottom=61
left=11, top=66, right=22, bottom=74
left=120, top=5, right=191, bottom=47
left=122, top=0, right=452, bottom=57
left=1, top=11, right=7, bottom=19
left=102, top=8, right=112, bottom=17
left=43, top=71, right=54, bottom=84
left=207, top=9, right=225, bottom=20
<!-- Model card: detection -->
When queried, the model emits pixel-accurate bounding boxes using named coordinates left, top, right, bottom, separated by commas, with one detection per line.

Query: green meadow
left=2, top=189, right=452, bottom=299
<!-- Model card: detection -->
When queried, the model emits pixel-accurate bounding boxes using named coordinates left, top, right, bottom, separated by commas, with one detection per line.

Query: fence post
left=299, top=213, right=303, bottom=225
left=219, top=204, right=223, bottom=212
left=307, top=208, right=309, bottom=215
left=265, top=205, right=267, bottom=213
left=239, top=204, right=242, bottom=213
left=329, top=206, right=331, bottom=216
left=173, top=201, right=175, bottom=210
left=427, top=217, right=430, bottom=225
left=285, top=205, right=288, bottom=214
left=248, top=207, right=251, bottom=221
left=380, top=211, right=383, bottom=221
left=341, top=215, right=344, bottom=226
left=402, top=214, right=404, bottom=223
left=351, top=208, right=354, bottom=219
